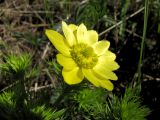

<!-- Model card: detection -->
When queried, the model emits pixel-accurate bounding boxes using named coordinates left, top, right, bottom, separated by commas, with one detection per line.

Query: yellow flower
left=45, top=21, right=119, bottom=91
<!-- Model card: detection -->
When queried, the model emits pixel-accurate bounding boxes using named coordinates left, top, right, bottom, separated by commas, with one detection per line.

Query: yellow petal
left=82, top=69, right=100, bottom=87
left=62, top=68, right=84, bottom=85
left=93, top=52, right=119, bottom=80
left=93, top=40, right=110, bottom=56
left=45, top=29, right=70, bottom=56
left=56, top=54, right=77, bottom=70
left=93, top=61, right=118, bottom=80
left=77, top=23, right=88, bottom=43
left=82, top=69, right=114, bottom=91
left=105, top=61, right=119, bottom=70
left=103, top=50, right=116, bottom=61
left=99, top=80, right=113, bottom=91
left=98, top=54, right=119, bottom=70
left=86, top=30, right=98, bottom=46
left=68, top=24, right=78, bottom=31
left=62, top=21, right=76, bottom=46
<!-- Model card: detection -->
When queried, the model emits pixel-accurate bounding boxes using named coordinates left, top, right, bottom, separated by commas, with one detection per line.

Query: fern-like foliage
left=0, top=54, right=31, bottom=78
left=32, top=106, right=65, bottom=120
left=74, top=86, right=150, bottom=120
left=73, top=88, right=109, bottom=119
left=74, top=88, right=107, bottom=112
left=0, top=92, right=16, bottom=119
left=121, top=86, right=150, bottom=120
left=0, top=91, right=65, bottom=120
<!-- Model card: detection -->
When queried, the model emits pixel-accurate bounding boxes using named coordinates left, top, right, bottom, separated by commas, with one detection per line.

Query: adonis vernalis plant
left=45, top=21, right=119, bottom=91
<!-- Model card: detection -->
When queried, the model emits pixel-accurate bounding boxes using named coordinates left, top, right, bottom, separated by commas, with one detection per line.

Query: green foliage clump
left=32, top=106, right=65, bottom=120
left=0, top=92, right=16, bottom=118
left=0, top=54, right=39, bottom=82
left=73, top=86, right=150, bottom=120
left=0, top=54, right=31, bottom=77
left=121, top=86, right=150, bottom=120
left=74, top=88, right=106, bottom=112
left=0, top=91, right=65, bottom=120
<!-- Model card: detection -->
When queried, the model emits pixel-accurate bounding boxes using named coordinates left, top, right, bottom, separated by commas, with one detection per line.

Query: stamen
left=70, top=43, right=98, bottom=69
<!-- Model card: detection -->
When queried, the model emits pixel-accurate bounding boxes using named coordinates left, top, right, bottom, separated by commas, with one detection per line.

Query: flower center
left=70, top=43, right=98, bottom=69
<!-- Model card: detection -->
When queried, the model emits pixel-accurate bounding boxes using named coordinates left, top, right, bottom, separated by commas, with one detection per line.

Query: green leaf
left=0, top=54, right=31, bottom=77
left=32, top=106, right=65, bottom=120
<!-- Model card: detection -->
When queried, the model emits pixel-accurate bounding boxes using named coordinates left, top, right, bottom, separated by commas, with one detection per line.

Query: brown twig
left=29, top=84, right=53, bottom=92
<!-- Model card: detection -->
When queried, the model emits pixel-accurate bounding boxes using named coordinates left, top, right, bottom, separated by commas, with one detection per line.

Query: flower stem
left=137, top=0, right=149, bottom=86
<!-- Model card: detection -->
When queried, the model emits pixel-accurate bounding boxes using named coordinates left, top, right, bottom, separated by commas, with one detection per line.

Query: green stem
left=137, top=0, right=149, bottom=85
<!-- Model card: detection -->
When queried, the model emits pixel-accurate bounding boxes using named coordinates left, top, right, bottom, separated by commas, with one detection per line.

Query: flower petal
left=68, top=24, right=78, bottom=31
left=105, top=61, right=119, bottom=70
left=45, top=29, right=70, bottom=56
left=93, top=40, right=110, bottom=56
left=62, top=21, right=76, bottom=46
left=93, top=61, right=118, bottom=80
left=77, top=23, right=88, bottom=43
left=99, top=80, right=113, bottom=91
left=103, top=50, right=117, bottom=61
left=86, top=30, right=98, bottom=46
left=56, top=54, right=77, bottom=70
left=82, top=69, right=114, bottom=91
left=62, top=68, right=84, bottom=85
left=98, top=54, right=119, bottom=70
left=82, top=69, right=100, bottom=87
